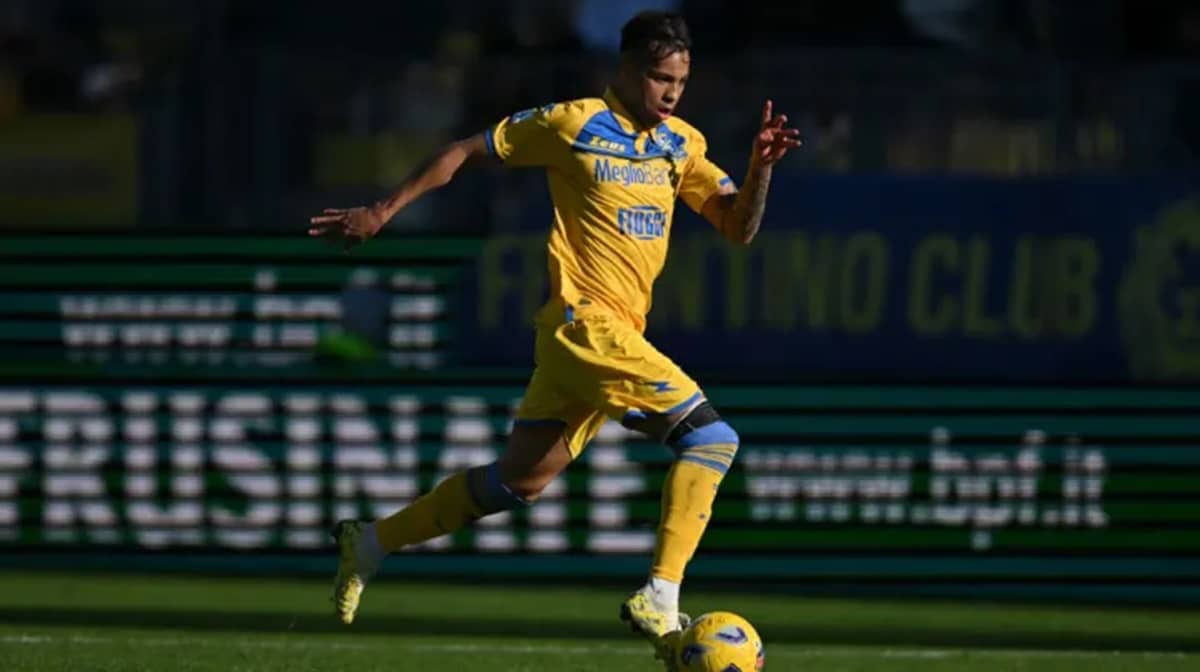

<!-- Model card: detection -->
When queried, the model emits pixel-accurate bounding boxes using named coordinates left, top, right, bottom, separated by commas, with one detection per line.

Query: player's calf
left=653, top=402, right=739, bottom=586
left=329, top=461, right=534, bottom=624
left=623, top=402, right=740, bottom=664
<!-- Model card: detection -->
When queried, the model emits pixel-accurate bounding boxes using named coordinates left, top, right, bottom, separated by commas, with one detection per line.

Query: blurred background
left=1, top=1, right=1199, bottom=666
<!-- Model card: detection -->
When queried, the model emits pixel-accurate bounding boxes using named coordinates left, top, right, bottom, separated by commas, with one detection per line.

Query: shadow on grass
left=1, top=607, right=1198, bottom=652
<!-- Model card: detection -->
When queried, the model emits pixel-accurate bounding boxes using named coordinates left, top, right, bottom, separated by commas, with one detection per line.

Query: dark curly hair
left=619, top=11, right=692, bottom=65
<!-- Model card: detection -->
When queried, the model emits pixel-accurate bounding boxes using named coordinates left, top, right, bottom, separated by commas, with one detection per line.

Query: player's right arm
left=307, top=133, right=491, bottom=248
left=308, top=103, right=571, bottom=248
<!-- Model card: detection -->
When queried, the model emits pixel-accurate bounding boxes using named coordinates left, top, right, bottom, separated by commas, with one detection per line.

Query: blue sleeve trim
left=718, top=176, right=733, bottom=187
left=484, top=126, right=498, bottom=157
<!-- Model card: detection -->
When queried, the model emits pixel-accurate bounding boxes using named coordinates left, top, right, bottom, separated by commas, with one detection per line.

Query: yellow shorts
left=514, top=310, right=703, bottom=458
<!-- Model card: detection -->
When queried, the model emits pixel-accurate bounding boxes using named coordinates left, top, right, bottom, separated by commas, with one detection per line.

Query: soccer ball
left=674, top=611, right=764, bottom=671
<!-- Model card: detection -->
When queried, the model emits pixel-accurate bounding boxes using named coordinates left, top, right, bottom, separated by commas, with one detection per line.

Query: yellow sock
left=374, top=471, right=483, bottom=553
left=651, top=458, right=727, bottom=583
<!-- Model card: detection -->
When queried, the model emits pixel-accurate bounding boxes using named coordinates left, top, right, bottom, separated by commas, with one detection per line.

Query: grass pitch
left=0, top=572, right=1197, bottom=671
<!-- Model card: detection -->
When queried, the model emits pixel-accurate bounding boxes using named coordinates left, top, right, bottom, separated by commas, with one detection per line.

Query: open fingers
left=309, top=214, right=347, bottom=225
left=772, top=128, right=801, bottom=143
left=759, top=127, right=801, bottom=143
left=761, top=100, right=772, bottom=127
left=772, top=131, right=802, bottom=145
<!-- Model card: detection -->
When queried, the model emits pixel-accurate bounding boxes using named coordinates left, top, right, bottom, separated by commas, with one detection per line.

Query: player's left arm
left=700, top=100, right=801, bottom=245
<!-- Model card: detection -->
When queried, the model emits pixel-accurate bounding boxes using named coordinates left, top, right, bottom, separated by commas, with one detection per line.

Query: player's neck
left=609, top=83, right=657, bottom=132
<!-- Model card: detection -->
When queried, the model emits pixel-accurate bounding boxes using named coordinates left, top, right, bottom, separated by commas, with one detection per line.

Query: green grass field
left=0, top=572, right=1198, bottom=671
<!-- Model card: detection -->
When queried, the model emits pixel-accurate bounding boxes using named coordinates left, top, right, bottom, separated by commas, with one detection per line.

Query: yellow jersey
left=486, top=89, right=732, bottom=332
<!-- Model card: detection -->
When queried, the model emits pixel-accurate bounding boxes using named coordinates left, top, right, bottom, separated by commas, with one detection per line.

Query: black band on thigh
left=665, top=402, right=722, bottom=445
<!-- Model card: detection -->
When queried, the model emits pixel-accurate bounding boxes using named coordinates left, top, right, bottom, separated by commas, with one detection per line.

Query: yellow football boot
left=620, top=588, right=690, bottom=670
left=330, top=520, right=379, bottom=624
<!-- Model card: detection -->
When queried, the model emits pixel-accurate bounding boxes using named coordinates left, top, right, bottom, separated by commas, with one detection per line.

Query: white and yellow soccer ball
left=675, top=611, right=765, bottom=671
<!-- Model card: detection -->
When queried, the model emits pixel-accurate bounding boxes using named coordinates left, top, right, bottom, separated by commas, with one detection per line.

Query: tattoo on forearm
left=727, top=165, right=772, bottom=243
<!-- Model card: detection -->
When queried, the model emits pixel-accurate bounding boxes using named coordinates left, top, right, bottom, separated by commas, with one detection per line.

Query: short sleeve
left=487, top=103, right=572, bottom=168
left=678, top=135, right=734, bottom=214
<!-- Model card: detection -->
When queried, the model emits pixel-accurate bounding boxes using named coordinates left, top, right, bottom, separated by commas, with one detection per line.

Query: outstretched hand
left=753, top=100, right=802, bottom=166
left=307, top=206, right=386, bottom=251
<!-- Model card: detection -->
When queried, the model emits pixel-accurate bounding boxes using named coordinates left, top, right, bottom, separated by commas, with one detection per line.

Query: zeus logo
left=589, top=136, right=628, bottom=152
left=594, top=159, right=670, bottom=187
left=617, top=206, right=667, bottom=241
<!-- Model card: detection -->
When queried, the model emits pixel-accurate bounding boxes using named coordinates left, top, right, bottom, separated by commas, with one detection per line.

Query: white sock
left=646, top=575, right=681, bottom=627
left=355, top=521, right=386, bottom=575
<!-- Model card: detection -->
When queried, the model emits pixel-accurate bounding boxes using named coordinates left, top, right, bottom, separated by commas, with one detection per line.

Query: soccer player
left=308, top=10, right=799, bottom=667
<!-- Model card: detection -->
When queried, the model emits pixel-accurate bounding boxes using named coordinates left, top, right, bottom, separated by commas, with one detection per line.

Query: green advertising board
left=2, top=383, right=1198, bottom=602
left=0, top=236, right=474, bottom=376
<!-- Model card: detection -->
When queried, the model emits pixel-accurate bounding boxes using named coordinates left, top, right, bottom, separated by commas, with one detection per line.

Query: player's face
left=635, top=50, right=690, bottom=126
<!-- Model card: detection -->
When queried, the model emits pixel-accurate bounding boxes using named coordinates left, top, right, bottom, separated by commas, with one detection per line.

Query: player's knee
left=667, top=406, right=740, bottom=478
left=466, top=462, right=534, bottom=515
